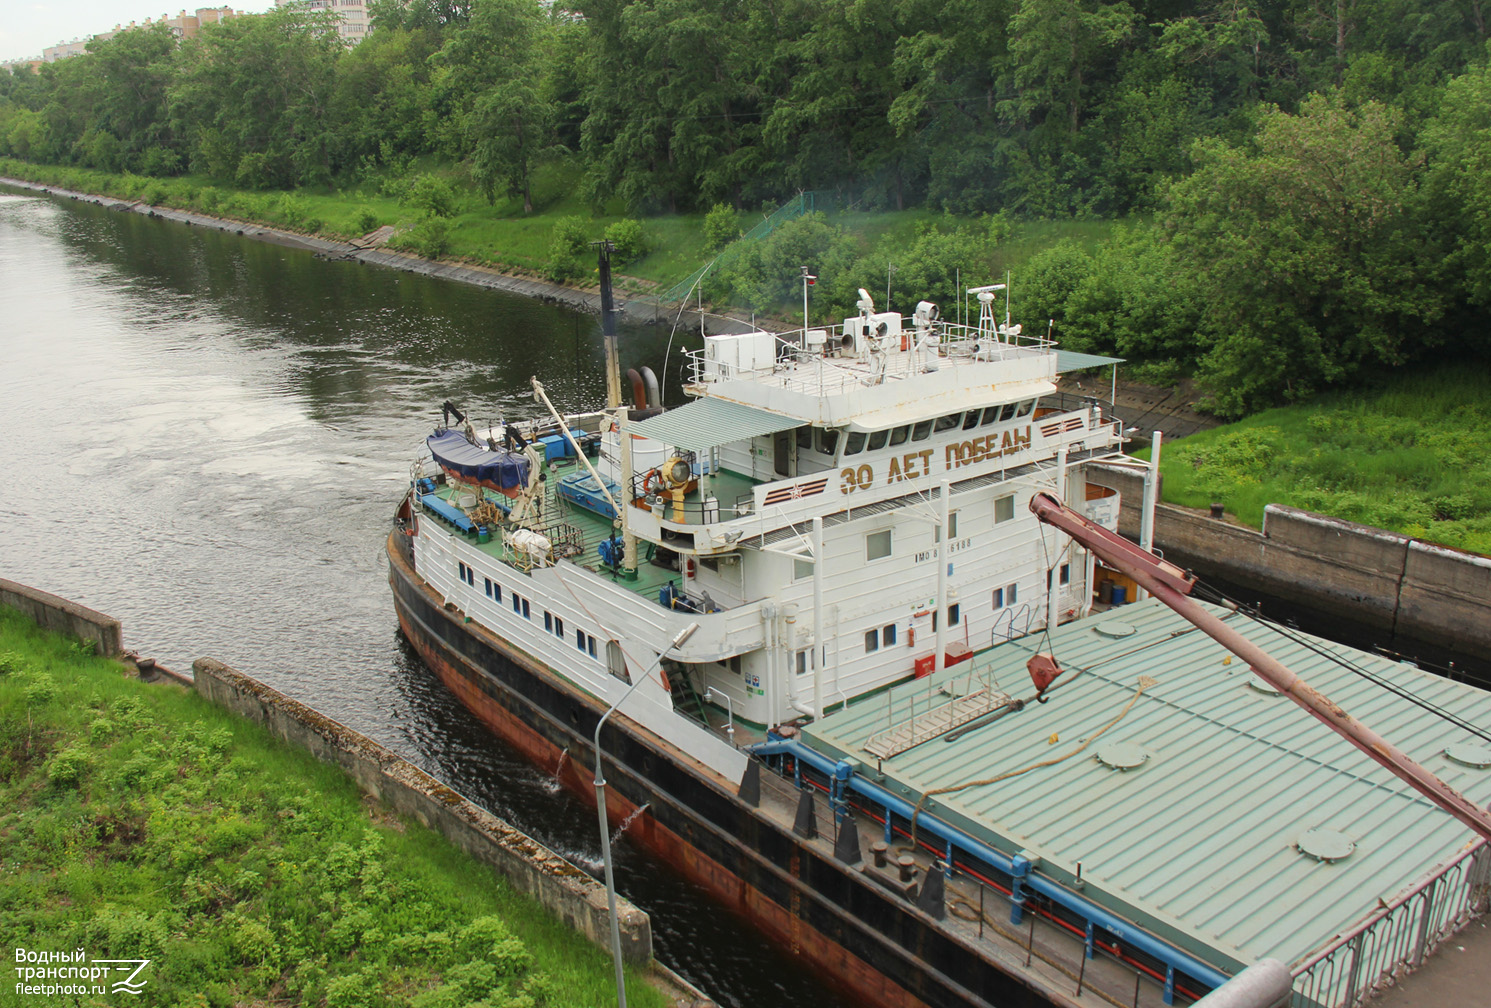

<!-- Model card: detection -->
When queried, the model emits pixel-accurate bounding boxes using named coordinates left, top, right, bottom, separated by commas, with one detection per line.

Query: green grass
left=0, top=157, right=1116, bottom=300
left=1144, top=365, right=1491, bottom=554
left=0, top=610, right=666, bottom=1008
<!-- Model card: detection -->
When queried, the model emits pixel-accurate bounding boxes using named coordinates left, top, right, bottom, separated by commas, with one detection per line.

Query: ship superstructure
left=409, top=290, right=1124, bottom=759
left=389, top=282, right=1491, bottom=1008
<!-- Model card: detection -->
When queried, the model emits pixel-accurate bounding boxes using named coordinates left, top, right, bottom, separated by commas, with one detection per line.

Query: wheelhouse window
left=842, top=431, right=866, bottom=456
left=867, top=429, right=889, bottom=451
left=911, top=420, right=933, bottom=441
left=934, top=412, right=962, bottom=432
left=889, top=425, right=910, bottom=446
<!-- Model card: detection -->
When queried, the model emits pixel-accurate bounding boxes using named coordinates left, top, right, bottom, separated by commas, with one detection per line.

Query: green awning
left=629, top=397, right=802, bottom=452
left=1056, top=350, right=1124, bottom=373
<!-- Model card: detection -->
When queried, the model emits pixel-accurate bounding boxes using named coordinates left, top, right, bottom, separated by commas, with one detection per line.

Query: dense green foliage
left=1150, top=367, right=1491, bottom=554
left=3, top=0, right=1491, bottom=413
left=0, top=610, right=665, bottom=1007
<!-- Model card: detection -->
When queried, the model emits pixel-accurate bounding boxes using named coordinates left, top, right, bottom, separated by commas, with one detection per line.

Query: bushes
left=546, top=216, right=591, bottom=282
left=604, top=218, right=647, bottom=264
left=391, top=216, right=453, bottom=259
left=402, top=173, right=458, bottom=217
left=702, top=203, right=738, bottom=252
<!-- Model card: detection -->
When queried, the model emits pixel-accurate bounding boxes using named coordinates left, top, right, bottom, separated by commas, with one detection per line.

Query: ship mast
left=1029, top=491, right=1491, bottom=845
left=598, top=240, right=622, bottom=409
left=596, top=240, right=639, bottom=579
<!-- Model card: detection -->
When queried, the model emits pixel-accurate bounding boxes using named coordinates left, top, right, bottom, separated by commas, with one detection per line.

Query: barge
left=388, top=267, right=1491, bottom=1007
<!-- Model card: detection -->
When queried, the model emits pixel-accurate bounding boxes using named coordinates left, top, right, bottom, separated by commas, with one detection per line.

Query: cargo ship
left=388, top=257, right=1491, bottom=1007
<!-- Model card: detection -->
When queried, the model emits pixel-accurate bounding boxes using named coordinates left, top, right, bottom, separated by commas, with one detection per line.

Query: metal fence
left=1291, top=841, right=1491, bottom=1008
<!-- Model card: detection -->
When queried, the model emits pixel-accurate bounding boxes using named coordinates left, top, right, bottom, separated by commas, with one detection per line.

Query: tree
left=169, top=6, right=344, bottom=188
left=432, top=0, right=556, bottom=213
left=1164, top=93, right=1443, bottom=415
left=1420, top=61, right=1491, bottom=310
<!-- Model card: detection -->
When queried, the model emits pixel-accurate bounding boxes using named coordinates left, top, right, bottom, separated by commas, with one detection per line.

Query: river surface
left=0, top=186, right=844, bottom=1008
left=3, top=185, right=1487, bottom=1006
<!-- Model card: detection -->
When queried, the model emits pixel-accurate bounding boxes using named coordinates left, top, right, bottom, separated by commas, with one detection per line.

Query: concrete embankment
left=1090, top=464, right=1491, bottom=657
left=0, top=577, right=123, bottom=658
left=190, top=656, right=655, bottom=963
left=0, top=578, right=697, bottom=982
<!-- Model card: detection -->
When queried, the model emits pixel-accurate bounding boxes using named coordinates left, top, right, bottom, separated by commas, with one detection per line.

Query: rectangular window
left=889, top=425, right=910, bottom=446
left=607, top=640, right=629, bottom=682
left=882, top=623, right=897, bottom=647
left=931, top=611, right=938, bottom=632
left=513, top=594, right=522, bottom=615
left=1008, top=582, right=1018, bottom=604
left=867, top=429, right=889, bottom=451
left=994, top=495, right=1015, bottom=524
left=544, top=612, right=553, bottom=632
left=1059, top=563, right=1070, bottom=586
left=865, top=629, right=879, bottom=653
left=911, top=419, right=933, bottom=441
left=948, top=603, right=960, bottom=626
left=936, top=511, right=960, bottom=543
left=795, top=649, right=814, bottom=676
left=993, top=587, right=1004, bottom=609
left=484, top=577, right=493, bottom=598
left=588, top=636, right=597, bottom=658
left=866, top=530, right=892, bottom=561
left=554, top=616, right=564, bottom=638
left=794, top=558, right=813, bottom=581
left=522, top=599, right=531, bottom=619
left=493, top=583, right=501, bottom=603
left=576, top=628, right=586, bottom=651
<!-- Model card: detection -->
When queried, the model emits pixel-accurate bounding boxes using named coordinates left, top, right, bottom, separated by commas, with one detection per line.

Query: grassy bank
left=0, top=157, right=1117, bottom=302
left=1149, top=365, right=1491, bottom=555
left=0, top=608, right=666, bottom=1008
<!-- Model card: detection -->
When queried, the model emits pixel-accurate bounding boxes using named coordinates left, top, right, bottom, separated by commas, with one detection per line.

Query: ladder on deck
left=864, top=686, right=1012, bottom=759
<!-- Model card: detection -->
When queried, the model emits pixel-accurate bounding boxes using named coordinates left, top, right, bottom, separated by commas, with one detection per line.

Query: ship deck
left=419, top=460, right=762, bottom=607
left=795, top=598, right=1491, bottom=1005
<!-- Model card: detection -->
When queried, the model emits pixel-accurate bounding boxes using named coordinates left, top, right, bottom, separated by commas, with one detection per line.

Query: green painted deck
left=803, top=598, right=1491, bottom=973
left=422, top=458, right=764, bottom=606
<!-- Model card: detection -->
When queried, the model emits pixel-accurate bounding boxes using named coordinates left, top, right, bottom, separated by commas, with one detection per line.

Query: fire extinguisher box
left=913, top=654, right=936, bottom=678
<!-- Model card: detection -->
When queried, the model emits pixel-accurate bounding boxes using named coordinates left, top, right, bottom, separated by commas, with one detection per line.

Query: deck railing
left=1290, top=840, right=1491, bottom=1008
left=685, top=321, right=1055, bottom=398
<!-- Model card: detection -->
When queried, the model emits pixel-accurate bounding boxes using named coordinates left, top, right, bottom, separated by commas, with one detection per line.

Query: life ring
left=643, top=468, right=661, bottom=495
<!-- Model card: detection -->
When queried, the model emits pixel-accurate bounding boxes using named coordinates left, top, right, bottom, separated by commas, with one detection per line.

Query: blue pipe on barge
left=747, top=738, right=1231, bottom=997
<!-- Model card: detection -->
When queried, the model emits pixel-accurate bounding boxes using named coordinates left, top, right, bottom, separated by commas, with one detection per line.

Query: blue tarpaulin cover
left=427, top=429, right=530, bottom=493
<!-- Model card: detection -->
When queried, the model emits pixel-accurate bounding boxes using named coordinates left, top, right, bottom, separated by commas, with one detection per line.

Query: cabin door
left=773, top=429, right=797, bottom=478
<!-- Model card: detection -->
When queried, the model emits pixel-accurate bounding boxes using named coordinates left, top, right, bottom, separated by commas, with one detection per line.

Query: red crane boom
left=1030, top=491, right=1491, bottom=845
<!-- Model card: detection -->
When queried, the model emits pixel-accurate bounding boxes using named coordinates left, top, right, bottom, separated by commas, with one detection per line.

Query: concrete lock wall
left=1087, top=464, right=1491, bottom=654
left=191, top=658, right=653, bottom=962
left=0, top=577, right=123, bottom=656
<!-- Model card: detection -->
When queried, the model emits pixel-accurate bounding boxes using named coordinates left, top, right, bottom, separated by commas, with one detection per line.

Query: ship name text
left=838, top=425, right=1033, bottom=494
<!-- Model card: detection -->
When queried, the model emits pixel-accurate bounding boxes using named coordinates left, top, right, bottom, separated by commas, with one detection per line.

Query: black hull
left=389, top=531, right=1058, bottom=1008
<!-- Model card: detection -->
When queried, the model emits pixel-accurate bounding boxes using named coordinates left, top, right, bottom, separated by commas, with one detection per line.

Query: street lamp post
left=593, top=621, right=700, bottom=1007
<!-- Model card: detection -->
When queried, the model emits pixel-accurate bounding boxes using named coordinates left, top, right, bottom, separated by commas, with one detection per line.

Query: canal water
left=3, top=185, right=1487, bottom=1005
left=0, top=186, right=843, bottom=1008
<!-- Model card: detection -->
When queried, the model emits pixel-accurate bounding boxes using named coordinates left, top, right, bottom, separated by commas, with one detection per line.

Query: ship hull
left=388, top=531, right=1054, bottom=1008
